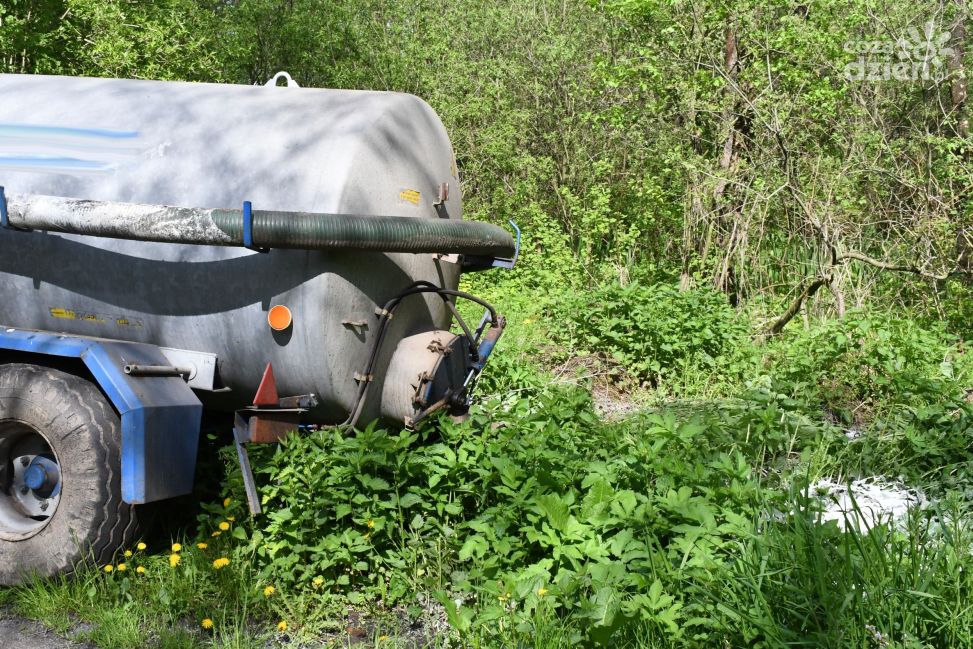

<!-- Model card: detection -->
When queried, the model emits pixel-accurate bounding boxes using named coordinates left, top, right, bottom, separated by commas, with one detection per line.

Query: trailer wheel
left=0, top=363, right=137, bottom=584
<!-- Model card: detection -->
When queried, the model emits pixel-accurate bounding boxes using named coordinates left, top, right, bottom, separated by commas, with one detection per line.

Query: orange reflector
left=267, top=305, right=293, bottom=331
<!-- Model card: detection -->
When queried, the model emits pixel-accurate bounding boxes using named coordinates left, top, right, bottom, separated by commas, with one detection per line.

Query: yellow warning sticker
left=399, top=188, right=421, bottom=205
left=49, top=307, right=135, bottom=326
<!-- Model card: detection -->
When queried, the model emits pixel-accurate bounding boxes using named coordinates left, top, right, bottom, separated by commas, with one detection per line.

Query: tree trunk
left=951, top=1, right=968, bottom=137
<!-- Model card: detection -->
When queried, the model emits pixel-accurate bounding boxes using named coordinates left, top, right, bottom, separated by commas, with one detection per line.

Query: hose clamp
left=0, top=186, right=8, bottom=229
left=242, top=201, right=269, bottom=253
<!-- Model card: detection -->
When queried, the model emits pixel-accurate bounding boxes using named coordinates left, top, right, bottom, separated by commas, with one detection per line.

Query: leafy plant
left=555, top=282, right=753, bottom=388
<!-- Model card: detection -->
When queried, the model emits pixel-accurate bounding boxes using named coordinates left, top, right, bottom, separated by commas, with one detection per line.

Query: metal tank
left=0, top=74, right=513, bottom=426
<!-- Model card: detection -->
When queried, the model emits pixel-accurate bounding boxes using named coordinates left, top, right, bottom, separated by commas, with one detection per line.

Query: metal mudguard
left=0, top=327, right=202, bottom=503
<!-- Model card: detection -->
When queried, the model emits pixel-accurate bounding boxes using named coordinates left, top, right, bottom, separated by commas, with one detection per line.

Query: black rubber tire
left=0, top=363, right=138, bottom=584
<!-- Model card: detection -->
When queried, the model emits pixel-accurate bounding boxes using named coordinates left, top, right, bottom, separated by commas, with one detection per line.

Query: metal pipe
left=124, top=364, right=192, bottom=379
left=3, top=192, right=517, bottom=258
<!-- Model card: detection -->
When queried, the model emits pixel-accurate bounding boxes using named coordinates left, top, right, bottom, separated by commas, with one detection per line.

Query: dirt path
left=0, top=611, right=93, bottom=649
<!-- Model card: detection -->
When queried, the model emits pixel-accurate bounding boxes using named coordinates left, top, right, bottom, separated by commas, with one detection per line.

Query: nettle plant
left=557, top=282, right=753, bottom=386
left=224, top=382, right=827, bottom=645
left=766, top=311, right=971, bottom=421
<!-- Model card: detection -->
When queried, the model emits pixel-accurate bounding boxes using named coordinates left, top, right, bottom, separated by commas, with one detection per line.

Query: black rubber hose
left=211, top=209, right=516, bottom=257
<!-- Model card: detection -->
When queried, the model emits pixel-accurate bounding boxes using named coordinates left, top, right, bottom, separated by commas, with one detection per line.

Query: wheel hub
left=22, top=456, right=60, bottom=498
left=0, top=424, right=62, bottom=540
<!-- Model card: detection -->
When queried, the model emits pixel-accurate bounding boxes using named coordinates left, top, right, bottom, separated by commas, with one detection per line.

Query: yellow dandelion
left=201, top=618, right=214, bottom=630
left=103, top=565, right=114, bottom=573
left=136, top=566, right=146, bottom=574
left=263, top=585, right=276, bottom=597
left=171, top=543, right=182, bottom=552
left=197, top=542, right=208, bottom=549
left=218, top=521, right=230, bottom=531
left=211, top=531, right=222, bottom=537
left=136, top=542, right=147, bottom=551
left=212, top=557, right=230, bottom=569
left=117, top=563, right=127, bottom=572
left=379, top=635, right=389, bottom=642
left=277, top=621, right=288, bottom=632
left=367, top=519, right=375, bottom=528
left=123, top=550, right=132, bottom=557
left=227, top=516, right=235, bottom=522
left=169, top=553, right=181, bottom=568
left=223, top=497, right=232, bottom=507
left=312, top=576, right=324, bottom=587
left=537, top=587, right=548, bottom=596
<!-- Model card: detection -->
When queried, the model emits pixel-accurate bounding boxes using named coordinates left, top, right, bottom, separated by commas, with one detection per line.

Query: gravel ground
left=0, top=611, right=93, bottom=649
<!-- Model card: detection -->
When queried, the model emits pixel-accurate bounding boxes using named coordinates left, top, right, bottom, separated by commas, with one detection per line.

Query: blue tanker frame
left=0, top=327, right=202, bottom=504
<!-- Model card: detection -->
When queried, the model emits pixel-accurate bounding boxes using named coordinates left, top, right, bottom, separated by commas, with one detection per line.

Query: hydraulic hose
left=2, top=192, right=516, bottom=258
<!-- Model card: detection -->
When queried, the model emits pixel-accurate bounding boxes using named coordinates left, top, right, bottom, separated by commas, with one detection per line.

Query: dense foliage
left=3, top=0, right=972, bottom=323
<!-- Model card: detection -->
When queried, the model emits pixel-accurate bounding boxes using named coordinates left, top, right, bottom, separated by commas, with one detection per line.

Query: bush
left=555, top=282, right=753, bottom=387
left=766, top=311, right=970, bottom=423
left=227, top=383, right=840, bottom=646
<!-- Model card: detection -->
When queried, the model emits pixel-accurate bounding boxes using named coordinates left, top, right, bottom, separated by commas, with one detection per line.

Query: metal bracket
left=233, top=414, right=262, bottom=516
left=232, top=375, right=318, bottom=515
left=242, top=201, right=269, bottom=253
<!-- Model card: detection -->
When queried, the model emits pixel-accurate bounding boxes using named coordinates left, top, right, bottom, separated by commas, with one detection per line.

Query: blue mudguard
left=0, top=327, right=202, bottom=504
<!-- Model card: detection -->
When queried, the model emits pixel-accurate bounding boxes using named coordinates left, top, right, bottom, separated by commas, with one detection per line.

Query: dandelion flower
left=169, top=553, right=181, bottom=568
left=124, top=550, right=132, bottom=557
left=227, top=516, right=235, bottom=522
left=117, top=563, right=127, bottom=572
left=171, top=543, right=182, bottom=552
left=197, top=542, right=208, bottom=550
left=211, top=531, right=222, bottom=537
left=103, top=565, right=114, bottom=573
left=201, top=618, right=213, bottom=630
left=379, top=635, right=389, bottom=642
left=212, top=557, right=230, bottom=569
left=136, top=542, right=147, bottom=551
left=277, top=621, right=288, bottom=632
left=312, top=576, right=324, bottom=587
left=218, top=522, right=230, bottom=531
left=367, top=519, right=375, bottom=529
left=223, top=497, right=232, bottom=507
left=537, top=587, right=548, bottom=596
left=136, top=566, right=146, bottom=574
left=263, top=585, right=276, bottom=597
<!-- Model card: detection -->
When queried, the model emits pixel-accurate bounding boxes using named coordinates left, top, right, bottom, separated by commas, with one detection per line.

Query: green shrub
left=226, top=383, right=840, bottom=646
left=766, top=311, right=970, bottom=423
left=555, top=282, right=753, bottom=387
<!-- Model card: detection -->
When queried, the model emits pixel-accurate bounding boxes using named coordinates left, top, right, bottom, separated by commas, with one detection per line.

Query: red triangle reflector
left=253, top=363, right=280, bottom=406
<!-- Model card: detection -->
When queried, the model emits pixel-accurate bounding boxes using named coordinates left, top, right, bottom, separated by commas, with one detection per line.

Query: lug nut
left=20, top=457, right=29, bottom=467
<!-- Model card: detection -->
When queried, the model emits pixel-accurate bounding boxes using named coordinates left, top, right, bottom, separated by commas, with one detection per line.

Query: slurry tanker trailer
left=0, top=73, right=518, bottom=583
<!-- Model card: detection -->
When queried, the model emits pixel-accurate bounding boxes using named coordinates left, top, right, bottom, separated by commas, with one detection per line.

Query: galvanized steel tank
left=0, top=74, right=474, bottom=424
